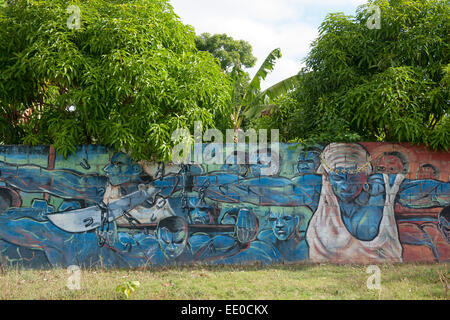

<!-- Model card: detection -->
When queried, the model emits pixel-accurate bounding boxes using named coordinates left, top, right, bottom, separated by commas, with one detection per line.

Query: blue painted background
left=0, top=143, right=448, bottom=268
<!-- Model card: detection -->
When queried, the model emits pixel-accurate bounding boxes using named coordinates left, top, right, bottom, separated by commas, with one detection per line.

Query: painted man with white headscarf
left=306, top=143, right=405, bottom=263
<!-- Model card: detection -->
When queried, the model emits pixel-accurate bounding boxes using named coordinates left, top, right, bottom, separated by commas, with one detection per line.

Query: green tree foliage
left=258, top=0, right=449, bottom=150
left=0, top=0, right=232, bottom=160
left=195, top=33, right=257, bottom=72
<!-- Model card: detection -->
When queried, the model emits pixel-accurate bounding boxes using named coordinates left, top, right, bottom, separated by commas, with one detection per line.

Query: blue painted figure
left=0, top=199, right=138, bottom=267
left=185, top=197, right=216, bottom=225
left=439, top=207, right=450, bottom=244
left=152, top=143, right=449, bottom=263
left=0, top=152, right=150, bottom=205
left=133, top=210, right=259, bottom=266
left=0, top=143, right=448, bottom=266
left=264, top=207, right=310, bottom=261
left=0, top=152, right=165, bottom=267
left=216, top=206, right=311, bottom=264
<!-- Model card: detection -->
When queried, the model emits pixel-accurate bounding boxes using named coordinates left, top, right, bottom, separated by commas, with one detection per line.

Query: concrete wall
left=0, top=142, right=448, bottom=268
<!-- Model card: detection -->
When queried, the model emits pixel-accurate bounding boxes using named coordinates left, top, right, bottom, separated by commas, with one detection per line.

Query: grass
left=0, top=263, right=447, bottom=300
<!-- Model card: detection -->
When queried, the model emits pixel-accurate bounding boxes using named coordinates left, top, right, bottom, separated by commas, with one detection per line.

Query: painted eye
left=283, top=216, right=292, bottom=221
left=173, top=230, right=186, bottom=242
left=159, top=228, right=171, bottom=244
left=174, top=232, right=186, bottom=244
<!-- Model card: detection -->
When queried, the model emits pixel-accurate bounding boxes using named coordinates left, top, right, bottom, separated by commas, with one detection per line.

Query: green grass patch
left=0, top=263, right=447, bottom=300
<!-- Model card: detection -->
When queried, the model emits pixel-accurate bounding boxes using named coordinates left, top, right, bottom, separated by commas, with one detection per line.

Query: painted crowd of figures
left=0, top=142, right=448, bottom=268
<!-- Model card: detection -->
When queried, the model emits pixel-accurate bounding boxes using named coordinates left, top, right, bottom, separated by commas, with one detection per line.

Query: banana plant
left=230, top=48, right=300, bottom=133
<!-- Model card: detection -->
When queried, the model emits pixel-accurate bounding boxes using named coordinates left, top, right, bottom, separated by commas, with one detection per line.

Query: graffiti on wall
left=0, top=143, right=448, bottom=268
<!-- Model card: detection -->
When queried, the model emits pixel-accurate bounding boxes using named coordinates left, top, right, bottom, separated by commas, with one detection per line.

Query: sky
left=170, top=0, right=367, bottom=89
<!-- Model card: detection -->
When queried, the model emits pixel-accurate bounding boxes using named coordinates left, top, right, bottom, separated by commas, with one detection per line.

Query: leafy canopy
left=193, top=34, right=301, bottom=133
left=0, top=0, right=232, bottom=160
left=258, top=0, right=449, bottom=150
left=195, top=32, right=257, bottom=72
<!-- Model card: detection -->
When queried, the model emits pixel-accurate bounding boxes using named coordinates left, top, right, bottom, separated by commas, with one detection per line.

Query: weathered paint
left=0, top=143, right=448, bottom=268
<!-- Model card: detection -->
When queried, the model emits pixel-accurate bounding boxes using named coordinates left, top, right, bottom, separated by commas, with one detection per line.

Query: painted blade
left=47, top=186, right=157, bottom=233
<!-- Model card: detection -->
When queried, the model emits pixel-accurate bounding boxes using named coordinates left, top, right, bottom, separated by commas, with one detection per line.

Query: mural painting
left=0, top=143, right=448, bottom=268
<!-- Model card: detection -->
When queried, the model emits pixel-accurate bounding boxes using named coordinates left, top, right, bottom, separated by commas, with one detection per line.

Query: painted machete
left=47, top=185, right=158, bottom=233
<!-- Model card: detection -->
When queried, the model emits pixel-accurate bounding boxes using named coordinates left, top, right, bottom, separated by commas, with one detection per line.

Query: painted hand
left=234, top=208, right=258, bottom=244
left=368, top=174, right=385, bottom=196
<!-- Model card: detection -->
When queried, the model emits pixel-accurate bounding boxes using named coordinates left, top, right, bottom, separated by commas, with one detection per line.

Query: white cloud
left=296, top=0, right=366, bottom=5
left=170, top=0, right=367, bottom=89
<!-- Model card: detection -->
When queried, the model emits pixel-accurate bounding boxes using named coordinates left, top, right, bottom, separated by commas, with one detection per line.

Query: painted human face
left=250, top=151, right=269, bottom=177
left=103, top=153, right=142, bottom=186
left=249, top=150, right=279, bottom=177
left=268, top=210, right=298, bottom=241
left=328, top=168, right=367, bottom=203
left=187, top=197, right=213, bottom=224
left=375, top=154, right=405, bottom=174
left=189, top=207, right=213, bottom=224
left=297, top=152, right=320, bottom=174
left=417, top=164, right=438, bottom=180
left=221, top=152, right=248, bottom=176
left=157, top=226, right=187, bottom=259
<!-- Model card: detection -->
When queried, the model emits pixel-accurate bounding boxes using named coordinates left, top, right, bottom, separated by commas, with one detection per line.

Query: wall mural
left=0, top=143, right=448, bottom=268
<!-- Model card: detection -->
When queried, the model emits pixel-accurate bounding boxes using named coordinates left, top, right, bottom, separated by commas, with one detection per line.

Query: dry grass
left=0, top=263, right=447, bottom=300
